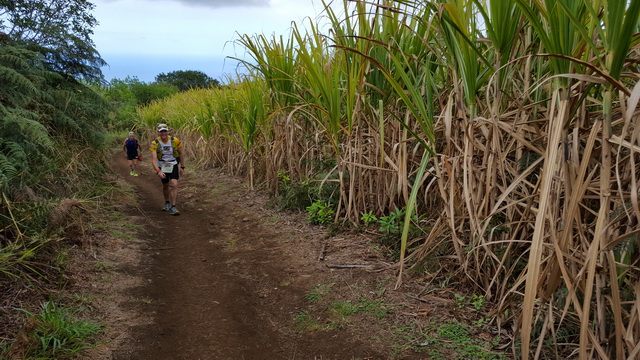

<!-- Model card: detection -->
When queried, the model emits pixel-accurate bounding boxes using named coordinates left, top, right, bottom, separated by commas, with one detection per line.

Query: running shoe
left=130, top=170, right=134, bottom=176
left=133, top=172, right=139, bottom=177
left=170, top=207, right=180, bottom=216
left=162, top=202, right=171, bottom=211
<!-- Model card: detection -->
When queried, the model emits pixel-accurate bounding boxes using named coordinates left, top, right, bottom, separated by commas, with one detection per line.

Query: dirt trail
left=107, top=153, right=386, bottom=359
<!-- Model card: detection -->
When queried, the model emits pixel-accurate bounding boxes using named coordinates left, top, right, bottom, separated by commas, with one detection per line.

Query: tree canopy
left=0, top=1, right=109, bottom=193
left=155, top=70, right=220, bottom=91
left=101, top=76, right=178, bottom=128
left=0, top=39, right=109, bottom=192
left=0, top=0, right=106, bottom=80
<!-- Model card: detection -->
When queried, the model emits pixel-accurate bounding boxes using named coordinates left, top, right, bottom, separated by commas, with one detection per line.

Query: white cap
left=157, top=123, right=169, bottom=131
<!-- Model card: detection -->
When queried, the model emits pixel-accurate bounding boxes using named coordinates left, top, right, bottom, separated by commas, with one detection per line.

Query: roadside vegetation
left=136, top=1, right=640, bottom=358
left=0, top=0, right=120, bottom=355
left=0, top=1, right=220, bottom=358
left=3, top=0, right=640, bottom=358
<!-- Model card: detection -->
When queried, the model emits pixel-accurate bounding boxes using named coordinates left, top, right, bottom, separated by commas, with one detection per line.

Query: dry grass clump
left=47, top=199, right=83, bottom=229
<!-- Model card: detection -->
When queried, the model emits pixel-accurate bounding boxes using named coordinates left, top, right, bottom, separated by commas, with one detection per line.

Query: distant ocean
left=99, top=53, right=248, bottom=83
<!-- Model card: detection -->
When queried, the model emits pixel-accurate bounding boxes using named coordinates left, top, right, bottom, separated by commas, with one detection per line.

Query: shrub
left=306, top=200, right=335, bottom=225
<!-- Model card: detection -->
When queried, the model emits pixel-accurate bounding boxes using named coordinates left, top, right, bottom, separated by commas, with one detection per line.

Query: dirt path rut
left=108, top=154, right=384, bottom=359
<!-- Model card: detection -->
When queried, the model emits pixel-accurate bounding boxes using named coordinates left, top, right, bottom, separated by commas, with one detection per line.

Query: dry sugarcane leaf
left=606, top=250, right=626, bottom=359
left=521, top=91, right=568, bottom=359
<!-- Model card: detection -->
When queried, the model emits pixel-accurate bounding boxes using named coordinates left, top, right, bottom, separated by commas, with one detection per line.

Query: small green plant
left=277, top=170, right=290, bottom=184
left=306, top=200, right=335, bottom=225
left=278, top=171, right=339, bottom=212
left=407, top=322, right=508, bottom=360
left=463, top=244, right=473, bottom=253
left=279, top=179, right=315, bottom=211
left=376, top=207, right=422, bottom=250
left=331, top=301, right=359, bottom=318
left=473, top=317, right=491, bottom=329
left=72, top=294, right=96, bottom=308
left=358, top=298, right=388, bottom=319
left=378, top=207, right=406, bottom=234
left=470, top=294, right=486, bottom=311
left=438, top=273, right=452, bottom=289
left=391, top=326, right=420, bottom=357
left=294, top=311, right=319, bottom=331
left=305, top=283, right=334, bottom=303
left=55, top=249, right=71, bottom=268
left=454, top=293, right=467, bottom=308
left=438, top=323, right=468, bottom=340
left=360, top=211, right=378, bottom=226
left=454, top=293, right=486, bottom=311
left=325, top=301, right=359, bottom=329
left=19, top=300, right=102, bottom=358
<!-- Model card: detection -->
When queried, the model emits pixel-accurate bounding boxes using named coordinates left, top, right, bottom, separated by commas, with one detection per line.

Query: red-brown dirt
left=86, top=153, right=399, bottom=359
left=0, top=150, right=511, bottom=359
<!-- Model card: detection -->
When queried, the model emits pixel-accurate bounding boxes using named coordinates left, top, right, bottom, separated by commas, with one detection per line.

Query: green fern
left=0, top=153, right=18, bottom=186
left=0, top=40, right=107, bottom=197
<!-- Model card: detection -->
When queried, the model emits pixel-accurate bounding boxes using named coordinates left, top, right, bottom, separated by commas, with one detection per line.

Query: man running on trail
left=149, top=124, right=185, bottom=216
left=123, top=131, right=141, bottom=176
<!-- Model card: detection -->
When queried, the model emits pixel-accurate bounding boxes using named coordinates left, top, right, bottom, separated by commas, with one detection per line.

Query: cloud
left=96, top=0, right=269, bottom=7
left=154, top=0, right=270, bottom=7
left=110, top=0, right=271, bottom=9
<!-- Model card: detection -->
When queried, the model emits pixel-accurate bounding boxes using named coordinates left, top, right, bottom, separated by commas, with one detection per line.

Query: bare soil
left=14, top=152, right=506, bottom=360
left=81, top=156, right=400, bottom=360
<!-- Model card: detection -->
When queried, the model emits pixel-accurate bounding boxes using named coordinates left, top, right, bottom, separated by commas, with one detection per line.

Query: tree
left=0, top=35, right=109, bottom=193
left=98, top=77, right=178, bottom=128
left=0, top=0, right=106, bottom=80
left=122, top=76, right=179, bottom=106
left=155, top=70, right=220, bottom=91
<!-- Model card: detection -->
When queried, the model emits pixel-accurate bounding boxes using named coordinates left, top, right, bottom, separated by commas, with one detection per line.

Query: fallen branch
left=406, top=293, right=454, bottom=305
left=326, top=264, right=377, bottom=269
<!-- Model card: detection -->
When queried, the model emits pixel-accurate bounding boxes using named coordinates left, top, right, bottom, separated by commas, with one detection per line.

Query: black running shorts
left=160, top=164, right=180, bottom=184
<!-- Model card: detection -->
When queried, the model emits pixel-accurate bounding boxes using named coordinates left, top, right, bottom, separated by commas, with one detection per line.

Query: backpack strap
left=154, top=136, right=177, bottom=160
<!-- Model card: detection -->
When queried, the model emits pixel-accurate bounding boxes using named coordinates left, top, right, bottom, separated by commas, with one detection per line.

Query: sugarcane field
left=2, top=0, right=640, bottom=359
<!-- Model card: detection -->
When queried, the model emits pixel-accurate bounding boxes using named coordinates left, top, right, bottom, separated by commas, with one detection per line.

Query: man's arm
left=151, top=150, right=166, bottom=178
left=149, top=140, right=165, bottom=178
left=177, top=147, right=184, bottom=175
left=177, top=147, right=184, bottom=166
left=151, top=150, right=159, bottom=171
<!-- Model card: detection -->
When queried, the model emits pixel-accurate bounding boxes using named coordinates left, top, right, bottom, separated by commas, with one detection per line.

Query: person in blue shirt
left=123, top=131, right=141, bottom=176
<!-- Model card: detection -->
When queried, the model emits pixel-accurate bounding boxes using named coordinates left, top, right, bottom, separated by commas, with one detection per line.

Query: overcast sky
left=93, top=0, right=332, bottom=82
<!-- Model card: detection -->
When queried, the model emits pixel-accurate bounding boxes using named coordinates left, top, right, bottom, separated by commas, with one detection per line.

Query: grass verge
left=3, top=300, right=102, bottom=359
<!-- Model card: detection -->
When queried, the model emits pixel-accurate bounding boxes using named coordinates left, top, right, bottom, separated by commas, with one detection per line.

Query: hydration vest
left=151, top=136, right=179, bottom=161
left=125, top=138, right=138, bottom=153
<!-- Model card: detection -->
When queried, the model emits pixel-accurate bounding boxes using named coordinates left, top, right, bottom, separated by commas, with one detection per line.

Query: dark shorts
left=161, top=164, right=180, bottom=184
left=127, top=152, right=138, bottom=160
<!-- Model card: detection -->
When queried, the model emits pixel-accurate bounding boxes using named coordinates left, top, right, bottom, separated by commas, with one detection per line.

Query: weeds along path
left=109, top=153, right=383, bottom=359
